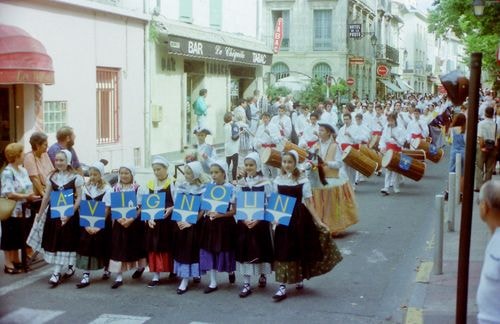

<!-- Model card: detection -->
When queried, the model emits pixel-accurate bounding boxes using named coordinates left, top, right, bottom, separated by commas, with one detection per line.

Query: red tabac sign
left=273, top=18, right=283, bottom=54
left=347, top=77, right=355, bottom=86
left=377, top=65, right=388, bottom=77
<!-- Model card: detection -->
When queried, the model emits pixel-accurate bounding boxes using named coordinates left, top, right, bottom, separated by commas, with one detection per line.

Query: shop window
left=272, top=10, right=290, bottom=50
left=96, top=67, right=120, bottom=145
left=43, top=101, right=67, bottom=134
left=180, top=0, right=193, bottom=23
left=312, top=63, right=331, bottom=80
left=207, top=62, right=228, bottom=75
left=313, top=10, right=332, bottom=50
left=210, top=0, right=222, bottom=30
left=271, top=62, right=290, bottom=81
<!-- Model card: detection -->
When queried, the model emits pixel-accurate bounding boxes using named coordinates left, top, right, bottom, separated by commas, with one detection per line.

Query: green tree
left=428, top=0, right=500, bottom=84
left=265, top=85, right=291, bottom=99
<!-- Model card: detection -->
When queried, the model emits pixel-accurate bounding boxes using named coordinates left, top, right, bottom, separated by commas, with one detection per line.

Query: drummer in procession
left=379, top=113, right=407, bottom=196
left=354, top=113, right=372, bottom=185
left=299, top=112, right=320, bottom=149
left=254, top=112, right=283, bottom=177
left=336, top=113, right=363, bottom=189
left=294, top=105, right=310, bottom=141
left=406, top=107, right=429, bottom=148
left=370, top=104, right=387, bottom=152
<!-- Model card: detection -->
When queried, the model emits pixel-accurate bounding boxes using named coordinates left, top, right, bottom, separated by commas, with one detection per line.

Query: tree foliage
left=295, top=78, right=350, bottom=107
left=428, top=0, right=500, bottom=80
left=265, top=85, right=291, bottom=99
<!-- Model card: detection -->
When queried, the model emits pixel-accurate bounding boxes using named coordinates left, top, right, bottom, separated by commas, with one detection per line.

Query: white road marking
left=367, top=249, right=388, bottom=263
left=88, top=314, right=151, bottom=324
left=340, top=248, right=352, bottom=255
left=0, top=307, right=64, bottom=324
left=0, top=268, right=51, bottom=297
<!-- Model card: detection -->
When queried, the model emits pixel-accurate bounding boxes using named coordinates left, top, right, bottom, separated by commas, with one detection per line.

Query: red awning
left=0, top=24, right=54, bottom=85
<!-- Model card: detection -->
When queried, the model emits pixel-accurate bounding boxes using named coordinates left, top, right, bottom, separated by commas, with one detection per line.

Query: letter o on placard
left=210, top=186, right=227, bottom=201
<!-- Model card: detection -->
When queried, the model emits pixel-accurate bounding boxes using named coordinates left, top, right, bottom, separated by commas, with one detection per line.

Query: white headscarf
left=151, top=155, right=169, bottom=169
left=186, top=161, right=203, bottom=180
left=209, top=159, right=228, bottom=176
left=119, top=164, right=136, bottom=177
left=284, top=149, right=299, bottom=163
left=244, top=152, right=262, bottom=172
left=60, top=149, right=72, bottom=166
left=90, top=161, right=105, bottom=175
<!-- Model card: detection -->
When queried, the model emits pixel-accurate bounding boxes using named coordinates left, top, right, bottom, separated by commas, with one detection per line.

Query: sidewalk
left=406, top=175, right=498, bottom=324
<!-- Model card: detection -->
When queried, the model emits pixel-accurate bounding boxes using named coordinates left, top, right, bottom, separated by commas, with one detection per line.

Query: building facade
left=148, top=0, right=272, bottom=154
left=0, top=0, right=148, bottom=168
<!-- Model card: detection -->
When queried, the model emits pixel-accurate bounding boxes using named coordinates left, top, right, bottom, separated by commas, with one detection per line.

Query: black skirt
left=110, top=217, right=146, bottom=262
left=144, top=216, right=175, bottom=253
left=235, top=220, right=274, bottom=264
left=41, top=208, right=80, bottom=252
left=198, top=216, right=236, bottom=253
left=77, top=216, right=112, bottom=259
left=172, top=223, right=199, bottom=264
left=1, top=217, right=24, bottom=250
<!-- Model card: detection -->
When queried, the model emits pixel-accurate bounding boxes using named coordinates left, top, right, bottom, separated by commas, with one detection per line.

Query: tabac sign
left=166, top=35, right=272, bottom=66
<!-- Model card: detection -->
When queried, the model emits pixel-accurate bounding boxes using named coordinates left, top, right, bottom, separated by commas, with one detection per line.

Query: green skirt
left=76, top=255, right=107, bottom=271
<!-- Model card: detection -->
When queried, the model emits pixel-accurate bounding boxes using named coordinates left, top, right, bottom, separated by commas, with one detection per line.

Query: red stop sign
left=377, top=65, right=388, bottom=76
left=347, top=77, right=355, bottom=86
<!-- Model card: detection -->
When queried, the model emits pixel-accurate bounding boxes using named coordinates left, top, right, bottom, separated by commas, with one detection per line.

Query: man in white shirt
left=270, top=105, right=292, bottom=140
left=475, top=106, right=498, bottom=190
left=476, top=179, right=500, bottom=324
left=254, top=112, right=282, bottom=177
left=406, top=108, right=429, bottom=144
left=337, top=113, right=362, bottom=187
left=299, top=112, right=320, bottom=149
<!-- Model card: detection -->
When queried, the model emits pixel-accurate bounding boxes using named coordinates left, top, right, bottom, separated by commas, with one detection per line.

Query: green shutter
left=210, top=0, right=222, bottom=30
left=180, top=0, right=192, bottom=23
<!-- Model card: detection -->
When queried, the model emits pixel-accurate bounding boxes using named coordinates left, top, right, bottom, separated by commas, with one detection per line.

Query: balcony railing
left=376, top=44, right=399, bottom=65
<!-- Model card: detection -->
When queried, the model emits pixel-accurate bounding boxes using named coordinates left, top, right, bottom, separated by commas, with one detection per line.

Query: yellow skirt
left=311, top=178, right=359, bottom=234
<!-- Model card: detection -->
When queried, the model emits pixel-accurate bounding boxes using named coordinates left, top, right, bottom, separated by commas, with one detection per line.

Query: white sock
left=54, top=265, right=62, bottom=274
left=209, top=270, right=217, bottom=288
left=116, top=273, right=123, bottom=282
left=81, top=273, right=90, bottom=283
left=244, top=274, right=251, bottom=285
left=276, top=284, right=286, bottom=296
left=179, top=278, right=188, bottom=290
left=152, top=272, right=160, bottom=281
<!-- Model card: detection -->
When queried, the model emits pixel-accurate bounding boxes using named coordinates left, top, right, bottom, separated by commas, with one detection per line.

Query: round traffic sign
left=346, top=77, right=355, bottom=86
left=377, top=65, right=388, bottom=76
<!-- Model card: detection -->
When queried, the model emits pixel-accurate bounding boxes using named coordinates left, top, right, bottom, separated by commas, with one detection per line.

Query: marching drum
left=342, top=146, right=378, bottom=177
left=401, top=149, right=426, bottom=162
left=261, top=148, right=282, bottom=168
left=411, top=138, right=444, bottom=163
left=283, top=141, right=308, bottom=162
left=369, top=135, right=381, bottom=151
left=382, top=150, right=426, bottom=181
left=359, top=145, right=382, bottom=171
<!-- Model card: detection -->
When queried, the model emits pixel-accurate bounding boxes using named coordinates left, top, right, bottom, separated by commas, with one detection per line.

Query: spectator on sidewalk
left=23, top=132, right=54, bottom=196
left=477, top=179, right=500, bottom=324
left=47, top=126, right=82, bottom=174
left=475, top=107, right=497, bottom=191
left=193, top=89, right=209, bottom=129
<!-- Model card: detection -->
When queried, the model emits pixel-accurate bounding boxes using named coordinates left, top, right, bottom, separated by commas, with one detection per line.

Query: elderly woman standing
left=1, top=143, right=40, bottom=274
left=23, top=132, right=54, bottom=196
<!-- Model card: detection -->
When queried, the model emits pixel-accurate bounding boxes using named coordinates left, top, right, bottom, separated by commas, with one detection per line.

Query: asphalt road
left=0, top=154, right=449, bottom=324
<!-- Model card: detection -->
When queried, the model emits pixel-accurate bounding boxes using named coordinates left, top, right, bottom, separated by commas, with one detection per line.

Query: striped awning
left=379, top=79, right=403, bottom=92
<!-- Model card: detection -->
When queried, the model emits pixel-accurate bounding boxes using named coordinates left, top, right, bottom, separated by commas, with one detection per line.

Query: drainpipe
left=143, top=0, right=151, bottom=167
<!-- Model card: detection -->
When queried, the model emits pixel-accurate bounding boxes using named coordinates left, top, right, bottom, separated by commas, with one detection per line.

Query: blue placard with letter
left=79, top=200, right=106, bottom=228
left=110, top=191, right=137, bottom=219
left=50, top=189, right=74, bottom=218
left=264, top=193, right=296, bottom=226
left=235, top=191, right=266, bottom=221
left=200, top=183, right=232, bottom=213
left=140, top=192, right=166, bottom=221
left=171, top=193, right=201, bottom=224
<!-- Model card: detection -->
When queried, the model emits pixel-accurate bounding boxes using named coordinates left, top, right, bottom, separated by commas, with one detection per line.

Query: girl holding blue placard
left=234, top=152, right=274, bottom=298
left=75, top=161, right=112, bottom=288
left=199, top=160, right=237, bottom=294
left=108, top=165, right=147, bottom=289
left=37, top=150, right=83, bottom=287
left=144, top=156, right=176, bottom=287
left=271, top=150, right=329, bottom=302
left=172, top=161, right=207, bottom=294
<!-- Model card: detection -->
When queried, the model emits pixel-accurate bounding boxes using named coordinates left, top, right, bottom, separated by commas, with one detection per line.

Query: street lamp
left=370, top=34, right=378, bottom=101
left=472, top=0, right=485, bottom=16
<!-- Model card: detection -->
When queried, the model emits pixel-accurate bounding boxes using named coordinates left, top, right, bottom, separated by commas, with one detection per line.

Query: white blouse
left=0, top=165, right=34, bottom=218
left=82, top=183, right=112, bottom=207
left=273, top=173, right=312, bottom=200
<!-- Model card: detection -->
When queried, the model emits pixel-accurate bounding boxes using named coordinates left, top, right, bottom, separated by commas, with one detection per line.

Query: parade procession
left=1, top=0, right=500, bottom=323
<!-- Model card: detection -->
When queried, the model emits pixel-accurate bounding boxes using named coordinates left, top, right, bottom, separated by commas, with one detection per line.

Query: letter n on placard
left=235, top=191, right=265, bottom=221
left=50, top=189, right=74, bottom=218
left=264, top=193, right=296, bottom=226
left=172, top=193, right=201, bottom=224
